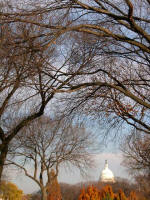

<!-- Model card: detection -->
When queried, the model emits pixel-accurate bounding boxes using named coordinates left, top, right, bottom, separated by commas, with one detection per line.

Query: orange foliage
left=78, top=185, right=138, bottom=200
left=78, top=185, right=100, bottom=200
left=128, top=191, right=137, bottom=200
left=47, top=169, right=62, bottom=200
left=100, top=185, right=114, bottom=199
left=115, top=189, right=128, bottom=200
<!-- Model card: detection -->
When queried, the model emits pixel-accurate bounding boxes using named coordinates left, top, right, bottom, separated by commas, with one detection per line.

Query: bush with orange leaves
left=79, top=186, right=100, bottom=200
left=128, top=191, right=138, bottom=200
left=47, top=169, right=62, bottom=200
left=78, top=185, right=138, bottom=200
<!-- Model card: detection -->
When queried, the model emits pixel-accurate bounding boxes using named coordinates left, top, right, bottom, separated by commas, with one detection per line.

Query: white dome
left=100, top=160, right=115, bottom=183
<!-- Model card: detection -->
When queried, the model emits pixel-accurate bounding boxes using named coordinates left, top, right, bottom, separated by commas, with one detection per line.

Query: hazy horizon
left=8, top=150, right=129, bottom=194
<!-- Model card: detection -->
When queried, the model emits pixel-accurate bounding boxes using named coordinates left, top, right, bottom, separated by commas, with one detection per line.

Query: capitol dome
left=100, top=160, right=115, bottom=183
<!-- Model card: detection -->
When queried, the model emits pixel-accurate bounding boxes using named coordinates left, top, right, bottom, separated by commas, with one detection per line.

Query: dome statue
left=100, top=160, right=115, bottom=183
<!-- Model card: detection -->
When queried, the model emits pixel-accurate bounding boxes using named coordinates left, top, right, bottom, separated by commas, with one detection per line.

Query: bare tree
left=1, top=0, right=150, bottom=181
left=5, top=0, right=149, bottom=135
left=58, top=0, right=150, bottom=135
left=121, top=133, right=150, bottom=175
left=134, top=174, right=150, bottom=199
left=0, top=7, right=91, bottom=181
left=121, top=133, right=150, bottom=198
left=0, top=19, right=55, bottom=179
left=6, top=116, right=95, bottom=200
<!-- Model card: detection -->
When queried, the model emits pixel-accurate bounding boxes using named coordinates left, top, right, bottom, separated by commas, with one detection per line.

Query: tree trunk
left=0, top=144, right=8, bottom=182
left=41, top=187, right=48, bottom=200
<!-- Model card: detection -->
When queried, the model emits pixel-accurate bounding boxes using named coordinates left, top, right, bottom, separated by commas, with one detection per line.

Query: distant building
left=100, top=160, right=115, bottom=183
